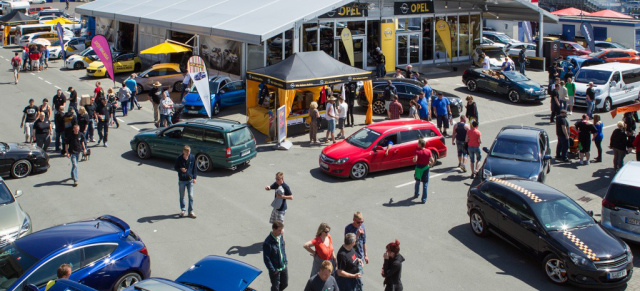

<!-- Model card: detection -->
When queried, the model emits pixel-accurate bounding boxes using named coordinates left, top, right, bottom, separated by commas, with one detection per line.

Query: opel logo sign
left=553, top=44, right=558, bottom=50
left=400, top=3, right=409, bottom=14
left=437, top=23, right=445, bottom=29
left=289, top=83, right=295, bottom=88
left=348, top=76, right=353, bottom=81
left=384, top=28, right=392, bottom=37
left=327, top=9, right=336, bottom=17
left=319, top=80, right=325, bottom=85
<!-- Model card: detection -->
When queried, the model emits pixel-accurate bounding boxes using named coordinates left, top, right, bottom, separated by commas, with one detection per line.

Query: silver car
left=0, top=178, right=31, bottom=248
left=601, top=161, right=640, bottom=242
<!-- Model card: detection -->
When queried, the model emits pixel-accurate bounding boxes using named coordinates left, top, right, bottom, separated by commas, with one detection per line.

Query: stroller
left=171, top=104, right=185, bottom=124
left=568, top=125, right=579, bottom=158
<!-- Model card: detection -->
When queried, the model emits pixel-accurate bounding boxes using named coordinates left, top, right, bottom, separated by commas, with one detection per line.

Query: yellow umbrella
left=140, top=41, right=191, bottom=55
left=45, top=17, right=73, bottom=25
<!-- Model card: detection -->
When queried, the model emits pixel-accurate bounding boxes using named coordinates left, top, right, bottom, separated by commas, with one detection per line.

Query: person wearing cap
left=431, top=92, right=451, bottom=136
left=149, top=81, right=162, bottom=127
left=337, top=94, right=348, bottom=139
left=325, top=96, right=338, bottom=143
left=374, top=47, right=386, bottom=78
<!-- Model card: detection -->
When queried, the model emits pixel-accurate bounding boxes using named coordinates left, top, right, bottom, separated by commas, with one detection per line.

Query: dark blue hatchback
left=0, top=215, right=150, bottom=291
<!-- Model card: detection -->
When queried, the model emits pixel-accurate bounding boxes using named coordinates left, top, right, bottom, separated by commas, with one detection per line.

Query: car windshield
left=51, top=40, right=62, bottom=46
left=0, top=143, right=6, bottom=152
left=483, top=48, right=506, bottom=59
left=79, top=48, right=92, bottom=57
left=346, top=127, right=381, bottom=149
left=494, top=34, right=511, bottom=43
left=190, top=80, right=219, bottom=94
left=229, top=127, right=253, bottom=146
left=587, top=51, right=605, bottom=58
left=0, top=243, right=39, bottom=290
left=490, top=139, right=539, bottom=162
left=605, top=183, right=640, bottom=210
left=572, top=43, right=587, bottom=50
left=575, top=69, right=610, bottom=85
left=530, top=197, right=594, bottom=231
left=503, top=71, right=529, bottom=82
left=0, top=183, right=15, bottom=205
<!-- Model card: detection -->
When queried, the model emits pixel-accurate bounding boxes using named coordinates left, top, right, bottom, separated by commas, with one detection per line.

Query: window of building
left=247, top=44, right=264, bottom=70
left=459, top=14, right=470, bottom=59
left=470, top=14, right=481, bottom=52
left=319, top=22, right=335, bottom=57
left=422, top=17, right=433, bottom=62
left=303, top=22, right=319, bottom=52
left=266, top=33, right=283, bottom=65
left=367, top=20, right=380, bottom=67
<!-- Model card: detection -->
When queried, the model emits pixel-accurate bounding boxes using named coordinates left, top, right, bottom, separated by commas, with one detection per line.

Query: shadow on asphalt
left=137, top=213, right=181, bottom=223
left=33, top=178, right=74, bottom=187
left=452, top=87, right=545, bottom=107
left=574, top=168, right=614, bottom=198
left=382, top=196, right=422, bottom=207
left=226, top=242, right=262, bottom=257
left=119, top=150, right=246, bottom=178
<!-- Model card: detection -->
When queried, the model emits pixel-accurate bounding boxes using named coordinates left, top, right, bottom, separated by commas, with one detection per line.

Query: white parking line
left=55, top=86, right=61, bottom=89
left=130, top=126, right=140, bottom=131
left=37, top=77, right=43, bottom=80
left=44, top=81, right=51, bottom=84
left=30, top=73, right=35, bottom=75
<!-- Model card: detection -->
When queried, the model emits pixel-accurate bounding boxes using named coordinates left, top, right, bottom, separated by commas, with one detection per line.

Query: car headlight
left=529, top=175, right=539, bottom=181
left=483, top=169, right=492, bottom=178
left=335, top=157, right=349, bottom=165
left=525, top=88, right=534, bottom=93
left=625, top=243, right=633, bottom=262
left=19, top=215, right=30, bottom=237
left=569, top=252, right=596, bottom=269
left=594, top=89, right=601, bottom=95
left=98, top=65, right=104, bottom=69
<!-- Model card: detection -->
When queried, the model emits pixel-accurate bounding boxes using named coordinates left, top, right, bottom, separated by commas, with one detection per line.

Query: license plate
left=608, top=269, right=627, bottom=279
left=187, top=110, right=199, bottom=114
left=240, top=150, right=250, bottom=157
left=319, top=161, right=328, bottom=169
left=625, top=217, right=640, bottom=226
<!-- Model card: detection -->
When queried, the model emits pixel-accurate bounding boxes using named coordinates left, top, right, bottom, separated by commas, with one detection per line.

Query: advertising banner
left=187, top=56, right=212, bottom=117
left=580, top=22, right=596, bottom=52
left=394, top=1, right=434, bottom=15
left=380, top=22, right=395, bottom=74
left=435, top=20, right=452, bottom=61
left=200, top=36, right=241, bottom=76
left=91, top=35, right=114, bottom=82
left=522, top=21, right=533, bottom=43
left=277, top=105, right=287, bottom=143
left=340, top=28, right=354, bottom=66
left=56, top=23, right=66, bottom=60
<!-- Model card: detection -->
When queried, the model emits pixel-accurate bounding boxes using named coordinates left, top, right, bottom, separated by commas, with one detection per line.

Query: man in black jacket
left=68, top=87, right=78, bottom=114
left=95, top=98, right=111, bottom=147
left=53, top=89, right=67, bottom=115
left=345, top=82, right=357, bottom=127
left=174, top=145, right=197, bottom=218
left=54, top=106, right=65, bottom=152
left=263, top=221, right=288, bottom=291
left=65, top=125, right=86, bottom=187
left=149, top=81, right=162, bottom=127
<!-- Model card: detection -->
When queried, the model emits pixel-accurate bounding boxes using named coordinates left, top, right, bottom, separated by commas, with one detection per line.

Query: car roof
left=151, top=63, right=181, bottom=70
left=612, top=161, right=640, bottom=187
left=600, top=48, right=636, bottom=53
left=580, top=62, right=640, bottom=71
left=483, top=31, right=506, bottom=35
left=485, top=177, right=567, bottom=202
left=182, top=118, right=247, bottom=132
left=497, top=126, right=542, bottom=142
left=366, top=119, right=435, bottom=134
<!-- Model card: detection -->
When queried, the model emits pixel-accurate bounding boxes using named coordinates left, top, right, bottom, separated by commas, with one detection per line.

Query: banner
left=522, top=21, right=533, bottom=43
left=580, top=22, right=596, bottom=52
left=436, top=20, right=452, bottom=61
left=56, top=23, right=66, bottom=60
left=90, top=35, right=114, bottom=82
left=187, top=56, right=212, bottom=117
left=319, top=2, right=367, bottom=18
left=380, top=22, right=395, bottom=74
left=340, top=28, right=354, bottom=66
left=3, top=25, right=10, bottom=46
left=611, top=103, right=640, bottom=118
left=277, top=105, right=286, bottom=143
left=394, top=1, right=434, bottom=15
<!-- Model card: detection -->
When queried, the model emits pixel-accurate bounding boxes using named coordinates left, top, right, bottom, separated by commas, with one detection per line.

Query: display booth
left=0, top=11, right=37, bottom=45
left=246, top=51, right=374, bottom=138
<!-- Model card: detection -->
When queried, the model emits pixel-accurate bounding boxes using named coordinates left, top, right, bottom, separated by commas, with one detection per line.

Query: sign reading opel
left=394, top=1, right=434, bottom=15
left=320, top=2, right=368, bottom=18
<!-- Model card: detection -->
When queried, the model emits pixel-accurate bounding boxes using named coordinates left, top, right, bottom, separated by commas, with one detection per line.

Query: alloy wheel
left=544, top=257, right=568, bottom=284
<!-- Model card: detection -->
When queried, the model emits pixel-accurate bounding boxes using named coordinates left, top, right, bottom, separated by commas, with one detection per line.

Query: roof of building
left=589, top=9, right=634, bottom=19
left=551, top=7, right=589, bottom=16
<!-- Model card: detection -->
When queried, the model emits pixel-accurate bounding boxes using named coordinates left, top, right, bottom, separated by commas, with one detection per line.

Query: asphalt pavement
left=1, top=35, right=639, bottom=290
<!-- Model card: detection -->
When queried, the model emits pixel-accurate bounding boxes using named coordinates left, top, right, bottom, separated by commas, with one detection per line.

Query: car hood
left=135, top=129, right=160, bottom=139
left=322, top=140, right=361, bottom=159
left=485, top=156, right=540, bottom=180
left=87, top=61, right=104, bottom=69
left=7, top=143, right=43, bottom=154
left=0, top=202, right=24, bottom=236
left=176, top=256, right=261, bottom=291
left=516, top=80, right=543, bottom=90
left=549, top=224, right=627, bottom=260
left=183, top=92, right=202, bottom=104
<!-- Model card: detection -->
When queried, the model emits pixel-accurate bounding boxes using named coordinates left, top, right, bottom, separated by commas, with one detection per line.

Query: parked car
left=64, top=36, right=90, bottom=55
left=19, top=31, right=68, bottom=47
left=601, top=161, right=640, bottom=243
left=122, top=256, right=261, bottom=291
left=482, top=31, right=519, bottom=45
left=37, top=9, right=66, bottom=19
left=182, top=76, right=245, bottom=116
left=0, top=178, right=31, bottom=248
left=135, top=63, right=185, bottom=93
left=47, top=38, right=70, bottom=59
left=473, top=37, right=506, bottom=49
left=0, top=215, right=151, bottom=291
left=0, top=141, right=49, bottom=179
left=27, top=6, right=53, bottom=15
left=581, top=49, right=640, bottom=64
left=467, top=176, right=633, bottom=288
left=559, top=41, right=591, bottom=58
left=573, top=63, right=640, bottom=112
left=44, top=279, right=99, bottom=291
left=319, top=119, right=447, bottom=179
left=505, top=42, right=537, bottom=57
left=130, top=119, right=257, bottom=171
left=595, top=41, right=630, bottom=52
left=86, top=53, right=142, bottom=78
left=480, top=126, right=551, bottom=181
left=471, top=46, right=510, bottom=69
left=566, top=55, right=607, bottom=77
left=65, top=47, right=98, bottom=69
left=462, top=68, right=546, bottom=103
left=356, top=78, right=462, bottom=117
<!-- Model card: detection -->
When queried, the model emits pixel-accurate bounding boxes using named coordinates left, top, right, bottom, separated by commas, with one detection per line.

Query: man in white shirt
left=325, top=97, right=337, bottom=143
left=337, top=95, right=348, bottom=139
left=180, top=74, right=191, bottom=99
left=482, top=53, right=491, bottom=70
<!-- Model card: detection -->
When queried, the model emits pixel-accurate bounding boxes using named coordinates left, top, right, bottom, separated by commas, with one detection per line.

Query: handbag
left=270, top=186, right=285, bottom=209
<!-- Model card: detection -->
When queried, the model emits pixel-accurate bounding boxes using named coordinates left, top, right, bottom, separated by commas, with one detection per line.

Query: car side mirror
left=543, top=155, right=551, bottom=160
left=482, top=147, right=489, bottom=153
left=23, top=284, right=39, bottom=291
left=587, top=210, right=594, bottom=217
left=14, top=190, right=22, bottom=198
left=610, top=82, right=616, bottom=87
left=374, top=145, right=384, bottom=152
left=521, top=220, right=538, bottom=231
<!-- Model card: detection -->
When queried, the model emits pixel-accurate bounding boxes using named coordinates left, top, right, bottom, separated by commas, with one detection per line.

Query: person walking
left=265, top=172, right=293, bottom=223
left=54, top=107, right=65, bottom=152
left=555, top=110, right=570, bottom=162
left=43, top=45, right=49, bottom=70
left=417, top=92, right=430, bottom=121
left=21, top=99, right=40, bottom=143
left=174, top=145, right=197, bottom=218
left=408, top=99, right=420, bottom=119
left=124, top=74, right=142, bottom=110
left=159, top=88, right=174, bottom=127
left=413, top=138, right=435, bottom=203
left=586, top=82, right=595, bottom=119
left=465, top=95, right=478, bottom=123
left=337, top=95, right=348, bottom=139
left=611, top=121, right=628, bottom=172
left=388, top=95, right=403, bottom=120
left=150, top=82, right=162, bottom=127
left=518, top=48, right=526, bottom=75
left=65, top=0, right=69, bottom=10
left=549, top=85, right=560, bottom=124
left=65, top=125, right=86, bottom=187
left=325, top=96, right=337, bottom=143
left=345, top=212, right=368, bottom=265
left=558, top=80, right=568, bottom=111
left=118, top=83, right=131, bottom=117
left=10, top=52, right=21, bottom=84
left=382, top=240, right=404, bottom=291
left=374, top=47, right=386, bottom=78
left=93, top=81, right=103, bottom=100
left=62, top=108, right=77, bottom=153
left=34, top=114, right=52, bottom=151
left=466, top=121, right=482, bottom=178
left=345, top=82, right=357, bottom=127
left=263, top=221, right=288, bottom=291
left=77, top=107, right=90, bottom=148
left=52, top=89, right=67, bottom=115
left=67, top=87, right=78, bottom=114
left=106, top=88, right=119, bottom=129
left=21, top=47, right=28, bottom=71
left=452, top=116, right=469, bottom=172
left=575, top=114, right=597, bottom=165
left=336, top=233, right=363, bottom=291
left=431, top=92, right=452, bottom=136
left=84, top=97, right=96, bottom=142
left=303, top=222, right=336, bottom=277
left=95, top=98, right=111, bottom=147
left=39, top=98, right=52, bottom=122
left=309, top=102, right=319, bottom=144
left=593, top=114, right=604, bottom=163
left=548, top=61, right=559, bottom=89
left=633, top=130, right=640, bottom=161
left=304, top=260, right=339, bottom=291
left=180, top=73, right=191, bottom=99
left=481, top=53, right=491, bottom=70
left=565, top=77, right=576, bottom=115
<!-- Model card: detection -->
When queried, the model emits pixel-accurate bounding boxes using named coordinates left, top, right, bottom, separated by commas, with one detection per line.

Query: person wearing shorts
left=21, top=99, right=40, bottom=143
left=337, top=95, right=348, bottom=139
left=465, top=121, right=482, bottom=178
left=10, top=52, right=21, bottom=84
left=325, top=96, right=337, bottom=143
left=452, top=116, right=469, bottom=172
left=431, top=92, right=451, bottom=136
left=565, top=77, right=576, bottom=115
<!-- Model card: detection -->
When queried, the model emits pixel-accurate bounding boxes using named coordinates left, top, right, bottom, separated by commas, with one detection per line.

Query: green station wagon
left=130, top=119, right=257, bottom=171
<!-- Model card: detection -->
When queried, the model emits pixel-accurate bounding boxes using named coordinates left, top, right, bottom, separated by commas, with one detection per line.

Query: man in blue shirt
left=124, top=74, right=142, bottom=110
left=422, top=79, right=432, bottom=98
left=431, top=92, right=451, bottom=136
left=417, top=92, right=430, bottom=121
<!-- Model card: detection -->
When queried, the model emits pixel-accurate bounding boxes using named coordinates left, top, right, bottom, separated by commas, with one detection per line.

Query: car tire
left=173, top=82, right=183, bottom=92
left=602, top=98, right=612, bottom=112
left=508, top=90, right=520, bottom=103
left=431, top=150, right=439, bottom=166
left=73, top=62, right=83, bottom=69
left=136, top=85, right=144, bottom=94
left=466, top=80, right=478, bottom=92
left=136, top=142, right=151, bottom=159
left=213, top=102, right=220, bottom=116
left=134, top=63, right=141, bottom=72
left=349, top=162, right=369, bottom=179
left=112, top=272, right=142, bottom=291
left=372, top=100, right=386, bottom=115
left=543, top=254, right=568, bottom=285
left=470, top=210, right=489, bottom=237
left=196, top=153, right=212, bottom=172
left=11, top=159, right=32, bottom=179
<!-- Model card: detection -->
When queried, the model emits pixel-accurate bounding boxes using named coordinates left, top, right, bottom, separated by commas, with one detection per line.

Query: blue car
left=123, top=256, right=261, bottom=291
left=42, top=279, right=100, bottom=291
left=182, top=76, right=246, bottom=116
left=0, top=215, right=150, bottom=291
left=565, top=56, right=607, bottom=77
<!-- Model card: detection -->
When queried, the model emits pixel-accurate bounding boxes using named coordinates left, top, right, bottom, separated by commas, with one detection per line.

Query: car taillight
left=602, top=199, right=617, bottom=210
left=138, top=246, right=148, bottom=256
left=226, top=147, right=231, bottom=158
left=440, top=136, right=445, bottom=144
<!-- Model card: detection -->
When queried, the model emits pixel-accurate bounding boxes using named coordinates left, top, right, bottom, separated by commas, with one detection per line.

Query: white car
left=505, top=42, right=537, bottom=57
left=474, top=37, right=506, bottom=49
left=472, top=46, right=511, bottom=68
left=29, top=0, right=46, bottom=3
left=65, top=47, right=96, bottom=69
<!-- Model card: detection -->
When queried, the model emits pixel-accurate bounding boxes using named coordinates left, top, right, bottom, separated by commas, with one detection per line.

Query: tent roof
left=459, top=0, right=558, bottom=23
left=551, top=7, right=589, bottom=16
left=0, top=11, right=36, bottom=23
left=246, top=51, right=373, bottom=89
left=588, top=9, right=633, bottom=19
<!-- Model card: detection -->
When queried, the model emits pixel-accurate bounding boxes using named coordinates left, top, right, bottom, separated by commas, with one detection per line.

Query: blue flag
left=580, top=22, right=596, bottom=52
left=56, top=23, right=66, bottom=59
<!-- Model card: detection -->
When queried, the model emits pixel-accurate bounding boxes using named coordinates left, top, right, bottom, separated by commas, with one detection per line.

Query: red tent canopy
left=588, top=9, right=633, bottom=19
left=552, top=7, right=589, bottom=16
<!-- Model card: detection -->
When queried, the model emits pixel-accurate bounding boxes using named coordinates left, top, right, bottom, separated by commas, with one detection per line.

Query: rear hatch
left=226, top=127, right=256, bottom=165
left=603, top=183, right=640, bottom=234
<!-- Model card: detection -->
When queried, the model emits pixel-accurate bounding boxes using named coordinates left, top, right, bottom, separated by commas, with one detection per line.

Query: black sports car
left=0, top=142, right=49, bottom=179
left=357, top=78, right=463, bottom=117
left=462, top=68, right=546, bottom=103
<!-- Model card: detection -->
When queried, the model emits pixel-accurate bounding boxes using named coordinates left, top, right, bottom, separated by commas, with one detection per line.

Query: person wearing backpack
left=10, top=52, right=21, bottom=84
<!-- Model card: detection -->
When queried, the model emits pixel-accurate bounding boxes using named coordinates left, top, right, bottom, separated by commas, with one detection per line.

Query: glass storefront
left=459, top=14, right=470, bottom=59
left=367, top=20, right=380, bottom=67
left=422, top=17, right=433, bottom=62
left=319, top=22, right=335, bottom=57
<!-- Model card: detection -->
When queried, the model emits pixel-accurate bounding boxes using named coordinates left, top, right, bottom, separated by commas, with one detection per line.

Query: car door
left=219, top=81, right=245, bottom=107
left=394, top=85, right=411, bottom=108
left=404, top=84, right=422, bottom=110
left=539, top=132, right=550, bottom=175
left=395, top=130, right=422, bottom=167
left=495, top=72, right=510, bottom=95
left=609, top=71, right=625, bottom=104
left=475, top=186, right=503, bottom=228
left=180, top=126, right=205, bottom=155
left=16, top=249, right=83, bottom=290
left=496, top=190, right=541, bottom=254
left=369, top=133, right=398, bottom=171
left=203, top=129, right=227, bottom=163
left=475, top=71, right=493, bottom=92
left=153, top=126, right=184, bottom=158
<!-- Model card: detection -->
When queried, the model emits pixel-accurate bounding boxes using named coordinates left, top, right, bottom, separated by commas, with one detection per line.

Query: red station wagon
left=319, top=119, right=447, bottom=179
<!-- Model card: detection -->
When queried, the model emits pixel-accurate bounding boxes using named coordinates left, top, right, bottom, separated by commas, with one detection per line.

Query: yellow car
left=86, top=53, right=142, bottom=78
